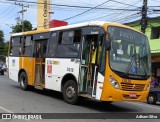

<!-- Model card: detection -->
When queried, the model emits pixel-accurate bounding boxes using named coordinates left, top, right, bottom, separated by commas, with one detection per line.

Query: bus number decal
left=67, top=67, right=74, bottom=72
left=122, top=79, right=131, bottom=84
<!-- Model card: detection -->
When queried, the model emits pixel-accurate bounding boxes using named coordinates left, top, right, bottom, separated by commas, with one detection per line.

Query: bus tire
left=147, top=93, right=157, bottom=104
left=63, top=80, right=78, bottom=104
left=19, top=72, right=28, bottom=91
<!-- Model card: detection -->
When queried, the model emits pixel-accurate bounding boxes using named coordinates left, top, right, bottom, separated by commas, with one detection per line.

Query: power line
left=35, top=0, right=143, bottom=27
left=79, top=0, right=141, bottom=21
left=148, top=6, right=160, bottom=7
left=35, top=0, right=113, bottom=28
left=1, top=0, right=156, bottom=28
left=0, top=4, right=13, bottom=15
left=113, top=12, right=141, bottom=22
left=109, top=0, right=142, bottom=22
left=62, top=0, right=113, bottom=21
left=0, top=12, right=17, bottom=23
left=151, top=0, right=159, bottom=3
left=2, top=0, right=140, bottom=11
left=0, top=5, right=16, bottom=19
left=111, top=0, right=139, bottom=7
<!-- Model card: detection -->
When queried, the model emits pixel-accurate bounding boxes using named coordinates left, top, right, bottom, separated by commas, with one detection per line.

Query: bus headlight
left=146, top=84, right=150, bottom=90
left=109, top=75, right=120, bottom=89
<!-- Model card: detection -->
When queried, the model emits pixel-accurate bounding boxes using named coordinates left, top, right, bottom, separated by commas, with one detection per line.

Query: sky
left=0, top=0, right=160, bottom=41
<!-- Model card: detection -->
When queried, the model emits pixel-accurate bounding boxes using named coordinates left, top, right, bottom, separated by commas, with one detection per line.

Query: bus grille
left=121, top=83, right=145, bottom=91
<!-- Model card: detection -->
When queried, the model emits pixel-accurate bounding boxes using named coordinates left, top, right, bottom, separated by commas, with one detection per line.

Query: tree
left=3, top=41, right=9, bottom=56
left=12, top=20, right=32, bottom=33
left=0, top=30, right=4, bottom=55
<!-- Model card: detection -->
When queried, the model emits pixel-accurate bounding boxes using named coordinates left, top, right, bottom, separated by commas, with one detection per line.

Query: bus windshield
left=108, top=26, right=151, bottom=79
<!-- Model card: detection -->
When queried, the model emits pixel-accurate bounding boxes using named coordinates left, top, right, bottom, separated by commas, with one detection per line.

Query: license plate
left=129, top=93, right=137, bottom=98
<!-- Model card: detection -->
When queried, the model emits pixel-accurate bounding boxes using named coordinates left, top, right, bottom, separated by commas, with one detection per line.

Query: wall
left=126, top=18, right=160, bottom=52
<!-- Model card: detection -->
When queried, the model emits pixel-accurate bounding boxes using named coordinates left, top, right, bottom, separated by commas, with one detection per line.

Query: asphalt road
left=0, top=72, right=160, bottom=122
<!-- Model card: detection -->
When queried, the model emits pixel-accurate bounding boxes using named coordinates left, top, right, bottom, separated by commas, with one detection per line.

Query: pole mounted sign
left=37, top=0, right=50, bottom=29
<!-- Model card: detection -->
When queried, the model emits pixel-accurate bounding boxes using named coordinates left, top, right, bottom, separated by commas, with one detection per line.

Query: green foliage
left=0, top=30, right=4, bottom=55
left=0, top=30, right=9, bottom=56
left=12, top=20, right=32, bottom=33
left=3, top=42, right=9, bottom=56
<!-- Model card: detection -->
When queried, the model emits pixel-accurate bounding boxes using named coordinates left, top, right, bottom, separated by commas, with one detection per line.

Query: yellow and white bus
left=8, top=21, right=151, bottom=104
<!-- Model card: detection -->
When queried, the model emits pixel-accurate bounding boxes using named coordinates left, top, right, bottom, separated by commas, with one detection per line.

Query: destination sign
left=120, top=31, right=134, bottom=40
left=108, top=27, right=134, bottom=40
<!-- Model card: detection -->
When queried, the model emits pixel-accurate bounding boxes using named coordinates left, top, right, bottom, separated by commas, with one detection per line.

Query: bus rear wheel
left=19, top=72, right=28, bottom=91
left=63, top=80, right=78, bottom=104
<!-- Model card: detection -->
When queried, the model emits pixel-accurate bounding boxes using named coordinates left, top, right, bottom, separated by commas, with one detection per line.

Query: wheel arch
left=61, top=73, right=78, bottom=92
left=18, top=69, right=27, bottom=82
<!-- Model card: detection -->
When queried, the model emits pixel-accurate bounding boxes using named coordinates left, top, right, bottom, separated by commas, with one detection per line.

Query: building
left=49, top=20, right=68, bottom=28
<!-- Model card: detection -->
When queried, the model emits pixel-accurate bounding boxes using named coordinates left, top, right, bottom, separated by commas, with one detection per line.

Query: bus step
left=79, top=94, right=92, bottom=99
left=79, top=91, right=87, bottom=94
left=34, top=84, right=43, bottom=90
left=34, top=86, right=43, bottom=90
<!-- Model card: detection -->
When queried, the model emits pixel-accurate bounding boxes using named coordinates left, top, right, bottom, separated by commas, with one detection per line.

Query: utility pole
left=15, top=17, right=21, bottom=25
left=15, top=2, right=29, bottom=32
left=141, top=0, right=148, bottom=33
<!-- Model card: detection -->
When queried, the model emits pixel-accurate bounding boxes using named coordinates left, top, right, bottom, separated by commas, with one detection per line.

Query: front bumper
left=101, top=87, right=149, bottom=102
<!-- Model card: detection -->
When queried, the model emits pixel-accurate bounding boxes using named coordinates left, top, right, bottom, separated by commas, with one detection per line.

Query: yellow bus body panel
left=19, top=57, right=36, bottom=86
left=100, top=23, right=150, bottom=102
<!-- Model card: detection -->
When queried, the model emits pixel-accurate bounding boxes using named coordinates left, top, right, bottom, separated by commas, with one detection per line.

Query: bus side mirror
left=105, top=40, right=111, bottom=51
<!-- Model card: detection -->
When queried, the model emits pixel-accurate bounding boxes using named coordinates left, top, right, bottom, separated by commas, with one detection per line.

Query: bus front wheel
left=63, top=80, right=78, bottom=104
left=19, top=72, right=28, bottom=91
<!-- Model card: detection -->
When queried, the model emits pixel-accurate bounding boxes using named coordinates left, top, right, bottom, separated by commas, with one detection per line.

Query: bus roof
left=11, top=21, right=143, bottom=37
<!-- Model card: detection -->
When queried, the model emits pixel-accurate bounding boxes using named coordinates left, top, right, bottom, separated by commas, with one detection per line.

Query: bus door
left=80, top=35, right=99, bottom=97
left=34, top=40, right=47, bottom=89
left=92, top=35, right=104, bottom=98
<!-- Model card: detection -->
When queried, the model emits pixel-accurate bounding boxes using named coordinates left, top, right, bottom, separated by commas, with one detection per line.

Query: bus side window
left=47, top=32, right=58, bottom=57
left=61, top=31, right=74, bottom=44
left=20, top=37, right=25, bottom=55
left=23, top=36, right=33, bottom=56
left=56, top=30, right=81, bottom=58
left=73, top=30, right=81, bottom=43
left=10, top=37, right=21, bottom=56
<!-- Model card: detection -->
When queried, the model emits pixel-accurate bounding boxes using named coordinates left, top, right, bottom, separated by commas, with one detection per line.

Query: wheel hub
left=66, top=86, right=75, bottom=99
left=148, top=96, right=154, bottom=103
left=21, top=77, right=25, bottom=87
